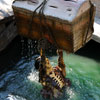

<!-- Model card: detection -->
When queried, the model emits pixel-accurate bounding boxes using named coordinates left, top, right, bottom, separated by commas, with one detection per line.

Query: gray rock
left=0, top=21, right=17, bottom=52
left=92, top=17, right=100, bottom=43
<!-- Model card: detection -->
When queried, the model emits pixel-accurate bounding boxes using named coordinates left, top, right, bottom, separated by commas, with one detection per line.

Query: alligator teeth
left=48, top=68, right=65, bottom=89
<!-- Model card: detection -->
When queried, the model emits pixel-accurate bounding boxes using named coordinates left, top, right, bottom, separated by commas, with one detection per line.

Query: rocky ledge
left=92, top=17, right=100, bottom=43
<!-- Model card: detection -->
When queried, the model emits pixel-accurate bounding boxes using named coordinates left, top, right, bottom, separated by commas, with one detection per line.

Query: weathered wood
left=12, top=0, right=95, bottom=52
left=0, top=21, right=17, bottom=52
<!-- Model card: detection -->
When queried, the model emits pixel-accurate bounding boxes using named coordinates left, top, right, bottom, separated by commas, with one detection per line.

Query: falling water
left=0, top=38, right=100, bottom=100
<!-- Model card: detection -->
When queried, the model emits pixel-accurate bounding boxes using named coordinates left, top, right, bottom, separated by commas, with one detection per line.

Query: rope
left=41, top=14, right=60, bottom=49
left=38, top=0, right=60, bottom=49
left=28, top=1, right=46, bottom=36
left=28, top=0, right=93, bottom=49
left=28, top=0, right=75, bottom=49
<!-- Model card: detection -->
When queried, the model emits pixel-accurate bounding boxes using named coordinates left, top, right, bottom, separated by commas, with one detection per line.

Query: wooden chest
left=12, top=0, right=95, bottom=52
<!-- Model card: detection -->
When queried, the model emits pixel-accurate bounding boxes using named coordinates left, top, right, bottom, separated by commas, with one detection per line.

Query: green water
left=50, top=53, right=100, bottom=100
left=0, top=38, right=100, bottom=100
left=0, top=52, right=100, bottom=100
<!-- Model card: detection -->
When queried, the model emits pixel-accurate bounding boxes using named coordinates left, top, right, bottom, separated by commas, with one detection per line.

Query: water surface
left=0, top=37, right=100, bottom=100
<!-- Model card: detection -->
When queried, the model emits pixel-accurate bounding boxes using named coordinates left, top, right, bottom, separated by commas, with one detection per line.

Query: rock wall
left=91, top=0, right=100, bottom=43
left=0, top=0, right=17, bottom=52
left=0, top=21, right=17, bottom=52
left=91, top=0, right=100, bottom=18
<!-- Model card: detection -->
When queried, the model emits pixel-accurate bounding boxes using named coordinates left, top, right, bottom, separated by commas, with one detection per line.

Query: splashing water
left=0, top=39, right=100, bottom=100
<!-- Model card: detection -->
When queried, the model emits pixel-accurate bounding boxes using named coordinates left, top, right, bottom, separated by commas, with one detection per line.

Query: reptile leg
left=57, top=50, right=71, bottom=87
left=57, top=49, right=66, bottom=77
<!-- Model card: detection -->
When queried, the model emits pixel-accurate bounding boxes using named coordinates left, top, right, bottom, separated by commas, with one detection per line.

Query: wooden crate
left=12, top=0, right=95, bottom=52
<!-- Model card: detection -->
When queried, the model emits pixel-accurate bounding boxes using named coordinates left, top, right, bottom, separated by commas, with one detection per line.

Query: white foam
left=13, top=0, right=88, bottom=22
